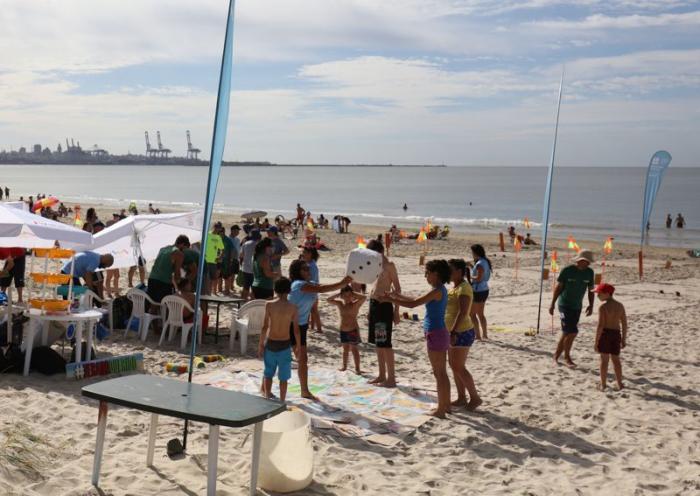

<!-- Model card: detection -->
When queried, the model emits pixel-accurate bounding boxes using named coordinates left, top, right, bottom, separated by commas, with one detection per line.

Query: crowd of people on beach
left=1, top=195, right=634, bottom=417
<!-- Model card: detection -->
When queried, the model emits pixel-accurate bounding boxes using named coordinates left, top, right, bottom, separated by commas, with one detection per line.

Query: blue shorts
left=450, top=328, right=475, bottom=348
left=559, top=305, right=582, bottom=334
left=340, top=329, right=361, bottom=345
left=263, top=346, right=292, bottom=382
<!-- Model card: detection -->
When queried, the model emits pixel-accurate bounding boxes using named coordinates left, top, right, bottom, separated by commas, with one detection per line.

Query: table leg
left=91, top=401, right=109, bottom=486
left=215, top=304, right=220, bottom=344
left=86, top=321, right=94, bottom=362
left=146, top=413, right=158, bottom=466
left=75, top=323, right=83, bottom=364
left=207, top=424, right=220, bottom=496
left=23, top=320, right=37, bottom=376
left=249, top=422, right=263, bottom=496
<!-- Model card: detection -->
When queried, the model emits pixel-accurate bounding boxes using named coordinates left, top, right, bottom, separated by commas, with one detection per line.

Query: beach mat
left=192, top=367, right=434, bottom=447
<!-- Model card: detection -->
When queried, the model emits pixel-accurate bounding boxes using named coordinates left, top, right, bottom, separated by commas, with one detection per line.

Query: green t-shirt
left=205, top=233, right=224, bottom=264
left=150, top=245, right=177, bottom=284
left=557, top=265, right=594, bottom=309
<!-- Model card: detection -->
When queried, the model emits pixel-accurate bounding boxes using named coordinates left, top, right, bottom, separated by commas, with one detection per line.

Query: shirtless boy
left=366, top=240, right=401, bottom=387
left=258, top=277, right=300, bottom=402
left=593, top=283, right=628, bottom=391
left=327, top=286, right=366, bottom=374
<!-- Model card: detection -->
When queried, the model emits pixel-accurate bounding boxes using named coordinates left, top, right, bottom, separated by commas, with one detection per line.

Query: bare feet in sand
left=379, top=381, right=397, bottom=388
left=615, top=383, right=624, bottom=391
left=565, top=358, right=576, bottom=369
left=354, top=369, right=362, bottom=375
left=597, top=383, right=607, bottom=391
left=301, top=391, right=319, bottom=401
left=338, top=366, right=347, bottom=372
left=369, top=376, right=385, bottom=385
left=429, top=408, right=449, bottom=419
left=451, top=398, right=468, bottom=407
left=466, top=397, right=483, bottom=411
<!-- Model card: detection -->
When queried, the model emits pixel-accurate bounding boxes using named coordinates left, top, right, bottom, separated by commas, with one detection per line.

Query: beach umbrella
left=65, top=211, right=204, bottom=270
left=0, top=204, right=92, bottom=248
left=241, top=210, right=267, bottom=220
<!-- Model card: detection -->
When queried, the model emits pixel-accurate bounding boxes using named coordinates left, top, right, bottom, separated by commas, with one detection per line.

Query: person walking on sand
left=469, top=244, right=492, bottom=340
left=666, top=214, right=672, bottom=229
left=446, top=259, right=481, bottom=411
left=366, top=239, right=401, bottom=388
left=386, top=260, right=452, bottom=418
left=288, top=259, right=352, bottom=400
left=593, top=283, right=627, bottom=391
left=549, top=249, right=595, bottom=368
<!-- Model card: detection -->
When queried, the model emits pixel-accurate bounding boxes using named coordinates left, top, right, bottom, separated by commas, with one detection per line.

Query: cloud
left=531, top=10, right=700, bottom=30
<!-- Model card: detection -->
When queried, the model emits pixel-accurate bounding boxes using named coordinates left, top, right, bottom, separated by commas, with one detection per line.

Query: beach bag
left=0, top=344, right=24, bottom=374
left=111, top=295, right=132, bottom=329
left=0, top=314, right=26, bottom=347
left=31, top=346, right=67, bottom=375
left=70, top=342, right=97, bottom=364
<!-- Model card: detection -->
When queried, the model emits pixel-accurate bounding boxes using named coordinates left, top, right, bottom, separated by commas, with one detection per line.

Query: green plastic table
left=82, top=374, right=286, bottom=496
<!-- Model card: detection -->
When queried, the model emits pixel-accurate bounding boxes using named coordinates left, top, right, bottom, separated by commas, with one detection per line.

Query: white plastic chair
left=79, top=289, right=114, bottom=332
left=160, top=295, right=202, bottom=349
left=229, top=299, right=267, bottom=354
left=124, top=288, right=162, bottom=342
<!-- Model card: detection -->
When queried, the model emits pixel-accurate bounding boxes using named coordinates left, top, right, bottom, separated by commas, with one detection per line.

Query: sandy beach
left=1, top=207, right=699, bottom=495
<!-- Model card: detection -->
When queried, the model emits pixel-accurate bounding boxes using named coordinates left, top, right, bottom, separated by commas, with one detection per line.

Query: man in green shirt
left=549, top=249, right=595, bottom=368
left=147, top=235, right=190, bottom=304
left=204, top=222, right=225, bottom=294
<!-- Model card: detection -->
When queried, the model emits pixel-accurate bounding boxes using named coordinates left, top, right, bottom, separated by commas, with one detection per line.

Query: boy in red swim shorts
left=593, top=283, right=628, bottom=391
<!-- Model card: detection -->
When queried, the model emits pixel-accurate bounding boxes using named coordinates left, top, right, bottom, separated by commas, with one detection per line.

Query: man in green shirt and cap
left=549, top=249, right=595, bottom=368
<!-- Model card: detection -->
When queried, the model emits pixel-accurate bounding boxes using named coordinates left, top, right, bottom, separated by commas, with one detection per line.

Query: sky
left=0, top=0, right=699, bottom=166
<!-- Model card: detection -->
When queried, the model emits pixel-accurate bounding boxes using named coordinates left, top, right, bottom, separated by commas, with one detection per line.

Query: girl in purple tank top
left=387, top=259, right=451, bottom=418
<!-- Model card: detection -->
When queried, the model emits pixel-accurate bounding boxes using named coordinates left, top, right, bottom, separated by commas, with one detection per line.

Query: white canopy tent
left=0, top=204, right=92, bottom=248
left=68, top=211, right=204, bottom=270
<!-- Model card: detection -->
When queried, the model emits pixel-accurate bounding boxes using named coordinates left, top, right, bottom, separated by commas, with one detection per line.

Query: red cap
left=593, top=283, right=615, bottom=295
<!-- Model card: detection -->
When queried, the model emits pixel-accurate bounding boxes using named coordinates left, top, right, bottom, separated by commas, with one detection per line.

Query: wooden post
left=638, top=250, right=644, bottom=279
left=499, top=232, right=505, bottom=252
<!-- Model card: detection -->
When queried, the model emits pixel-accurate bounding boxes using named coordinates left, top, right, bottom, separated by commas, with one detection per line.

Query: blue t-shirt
left=424, top=285, right=447, bottom=332
left=471, top=258, right=491, bottom=293
left=62, top=251, right=101, bottom=278
left=288, top=280, right=316, bottom=325
left=308, top=260, right=319, bottom=284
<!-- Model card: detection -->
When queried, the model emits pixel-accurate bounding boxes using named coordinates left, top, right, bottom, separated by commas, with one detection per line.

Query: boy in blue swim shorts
left=327, top=285, right=367, bottom=374
left=258, top=277, right=300, bottom=402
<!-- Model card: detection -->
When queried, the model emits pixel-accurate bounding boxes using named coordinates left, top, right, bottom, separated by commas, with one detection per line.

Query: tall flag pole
left=182, top=0, right=237, bottom=450
left=536, top=69, right=564, bottom=335
left=638, top=150, right=672, bottom=278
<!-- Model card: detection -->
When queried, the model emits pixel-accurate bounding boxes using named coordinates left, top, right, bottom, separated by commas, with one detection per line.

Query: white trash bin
left=258, top=410, right=314, bottom=493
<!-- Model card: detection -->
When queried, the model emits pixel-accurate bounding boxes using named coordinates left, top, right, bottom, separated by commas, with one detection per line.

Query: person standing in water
left=403, top=203, right=408, bottom=211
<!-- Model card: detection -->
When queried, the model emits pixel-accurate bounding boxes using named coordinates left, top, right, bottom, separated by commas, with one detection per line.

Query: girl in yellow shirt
left=446, top=259, right=482, bottom=411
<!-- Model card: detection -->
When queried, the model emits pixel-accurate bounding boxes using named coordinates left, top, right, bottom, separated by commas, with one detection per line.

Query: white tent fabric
left=0, top=204, right=93, bottom=248
left=68, top=211, right=204, bottom=270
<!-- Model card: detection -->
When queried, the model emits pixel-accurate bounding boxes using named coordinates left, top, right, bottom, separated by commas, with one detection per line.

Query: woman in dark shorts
left=469, top=244, right=492, bottom=340
left=252, top=238, right=276, bottom=300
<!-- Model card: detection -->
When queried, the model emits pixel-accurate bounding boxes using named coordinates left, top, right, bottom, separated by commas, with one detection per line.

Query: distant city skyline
left=1, top=1, right=699, bottom=167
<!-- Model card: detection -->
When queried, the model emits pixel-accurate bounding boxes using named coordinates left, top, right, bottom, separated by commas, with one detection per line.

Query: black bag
left=0, top=314, right=27, bottom=347
left=112, top=295, right=133, bottom=329
left=0, top=344, right=24, bottom=374
left=30, top=346, right=66, bottom=375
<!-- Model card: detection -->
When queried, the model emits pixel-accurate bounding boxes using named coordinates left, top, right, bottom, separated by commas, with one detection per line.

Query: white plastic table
left=23, top=309, right=103, bottom=376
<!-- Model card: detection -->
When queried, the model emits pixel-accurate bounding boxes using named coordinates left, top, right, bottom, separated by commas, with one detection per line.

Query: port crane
left=144, top=131, right=159, bottom=159
left=186, top=130, right=201, bottom=160
left=156, top=131, right=171, bottom=159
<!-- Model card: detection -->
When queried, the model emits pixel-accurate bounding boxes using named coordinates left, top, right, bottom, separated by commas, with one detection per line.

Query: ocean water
left=2, top=164, right=698, bottom=247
